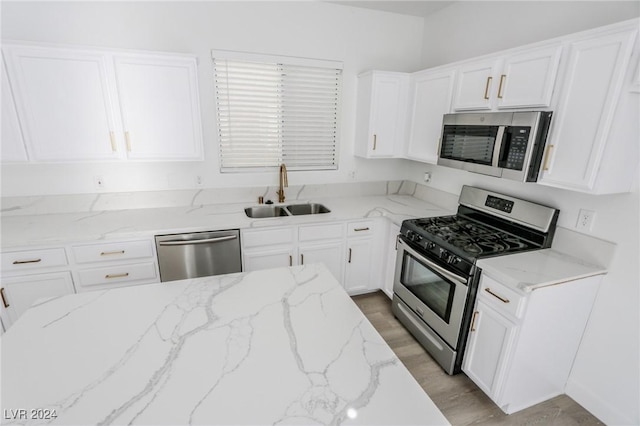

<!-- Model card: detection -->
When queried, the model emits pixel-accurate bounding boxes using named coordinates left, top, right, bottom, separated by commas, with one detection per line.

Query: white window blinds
left=213, top=52, right=342, bottom=171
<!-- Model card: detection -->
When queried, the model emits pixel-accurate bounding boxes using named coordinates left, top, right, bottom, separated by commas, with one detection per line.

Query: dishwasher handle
left=158, top=235, right=238, bottom=246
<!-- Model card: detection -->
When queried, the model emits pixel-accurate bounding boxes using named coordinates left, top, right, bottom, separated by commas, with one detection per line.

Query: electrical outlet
left=576, top=209, right=596, bottom=232
left=93, top=176, right=105, bottom=190
left=424, top=172, right=431, bottom=183
left=196, top=175, right=203, bottom=187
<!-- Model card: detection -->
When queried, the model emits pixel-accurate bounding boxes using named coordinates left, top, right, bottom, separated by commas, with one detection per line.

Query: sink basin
left=244, top=203, right=331, bottom=218
left=286, top=203, right=331, bottom=215
left=244, top=206, right=290, bottom=218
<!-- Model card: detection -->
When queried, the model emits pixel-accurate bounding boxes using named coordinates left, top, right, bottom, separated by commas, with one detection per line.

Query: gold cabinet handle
left=125, top=131, right=132, bottom=152
left=109, top=131, right=117, bottom=152
left=348, top=248, right=352, bottom=263
left=373, top=134, right=377, bottom=151
left=105, top=272, right=129, bottom=279
left=497, top=74, right=506, bottom=99
left=0, top=287, right=9, bottom=308
left=354, top=227, right=370, bottom=232
left=12, top=258, right=42, bottom=265
left=485, top=288, right=510, bottom=303
left=542, top=145, right=554, bottom=171
left=470, top=311, right=479, bottom=332
left=484, top=76, right=493, bottom=100
left=100, top=250, right=125, bottom=256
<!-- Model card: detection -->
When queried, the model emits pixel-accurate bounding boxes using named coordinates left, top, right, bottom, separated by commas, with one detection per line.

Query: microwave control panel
left=504, top=126, right=531, bottom=170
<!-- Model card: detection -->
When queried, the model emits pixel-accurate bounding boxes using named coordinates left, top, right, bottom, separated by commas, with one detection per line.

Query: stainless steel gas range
left=392, top=185, right=559, bottom=374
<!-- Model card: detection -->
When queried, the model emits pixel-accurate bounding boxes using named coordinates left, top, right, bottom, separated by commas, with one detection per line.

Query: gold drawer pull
left=109, top=131, right=117, bottom=152
left=125, top=131, right=132, bottom=152
left=485, top=288, right=510, bottom=303
left=354, top=227, right=370, bottom=232
left=470, top=311, right=479, bottom=331
left=484, top=76, right=493, bottom=100
left=1, top=287, right=9, bottom=308
left=100, top=250, right=125, bottom=256
left=105, top=272, right=129, bottom=279
left=543, top=144, right=554, bottom=171
left=12, top=258, right=42, bottom=265
left=497, top=74, right=506, bottom=99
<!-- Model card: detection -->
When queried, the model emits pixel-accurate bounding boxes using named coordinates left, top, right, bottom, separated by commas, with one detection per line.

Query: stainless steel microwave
left=437, top=111, right=553, bottom=182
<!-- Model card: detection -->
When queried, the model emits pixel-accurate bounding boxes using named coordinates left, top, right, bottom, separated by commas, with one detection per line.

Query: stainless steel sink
left=244, top=203, right=331, bottom=218
left=285, top=203, right=331, bottom=215
left=244, top=206, right=290, bottom=218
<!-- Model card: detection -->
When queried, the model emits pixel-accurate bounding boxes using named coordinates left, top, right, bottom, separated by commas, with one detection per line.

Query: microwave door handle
left=492, top=126, right=506, bottom=167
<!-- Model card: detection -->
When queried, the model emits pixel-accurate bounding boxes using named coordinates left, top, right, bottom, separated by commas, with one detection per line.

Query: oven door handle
left=398, top=238, right=468, bottom=285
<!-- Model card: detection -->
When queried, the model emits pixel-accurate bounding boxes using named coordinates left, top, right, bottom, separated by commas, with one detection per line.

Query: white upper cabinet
left=2, top=43, right=204, bottom=163
left=114, top=54, right=203, bottom=160
left=355, top=71, right=409, bottom=158
left=452, top=43, right=562, bottom=111
left=539, top=25, right=638, bottom=193
left=1, top=54, right=28, bottom=163
left=3, top=45, right=120, bottom=161
left=405, top=67, right=456, bottom=163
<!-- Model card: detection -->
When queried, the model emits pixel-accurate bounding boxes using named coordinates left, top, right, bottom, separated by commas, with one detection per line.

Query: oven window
left=401, top=253, right=455, bottom=322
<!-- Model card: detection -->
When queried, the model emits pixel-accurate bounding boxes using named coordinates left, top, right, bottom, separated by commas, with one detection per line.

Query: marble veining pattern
left=1, top=264, right=449, bottom=425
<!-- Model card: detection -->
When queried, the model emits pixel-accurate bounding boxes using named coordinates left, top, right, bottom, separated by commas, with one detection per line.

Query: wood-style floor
left=352, top=291, right=603, bottom=426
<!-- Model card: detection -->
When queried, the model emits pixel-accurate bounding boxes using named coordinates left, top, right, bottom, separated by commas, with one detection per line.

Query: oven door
left=393, top=237, right=469, bottom=349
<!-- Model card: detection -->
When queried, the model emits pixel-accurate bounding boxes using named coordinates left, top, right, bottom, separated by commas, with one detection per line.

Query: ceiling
left=326, top=1, right=457, bottom=18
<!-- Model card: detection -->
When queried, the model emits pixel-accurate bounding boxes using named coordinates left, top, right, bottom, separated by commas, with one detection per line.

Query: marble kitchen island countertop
left=1, top=194, right=453, bottom=248
left=0, top=263, right=450, bottom=426
left=477, top=248, right=608, bottom=293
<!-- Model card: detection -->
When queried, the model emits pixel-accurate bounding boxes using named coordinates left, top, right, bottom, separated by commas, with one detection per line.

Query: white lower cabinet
left=344, top=221, right=377, bottom=294
left=70, top=238, right=159, bottom=291
left=382, top=221, right=400, bottom=298
left=0, top=271, right=75, bottom=328
left=463, top=273, right=602, bottom=414
left=242, top=220, right=383, bottom=294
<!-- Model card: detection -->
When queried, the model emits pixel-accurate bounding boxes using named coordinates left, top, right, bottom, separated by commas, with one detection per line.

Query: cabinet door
left=243, top=247, right=294, bottom=272
left=452, top=59, right=499, bottom=111
left=463, top=300, right=517, bottom=401
left=406, top=69, right=455, bottom=163
left=356, top=72, right=408, bottom=158
left=344, top=238, right=373, bottom=293
left=1, top=54, right=27, bottom=162
left=539, top=29, right=637, bottom=192
left=2, top=45, right=120, bottom=161
left=382, top=222, right=400, bottom=298
left=0, top=272, right=75, bottom=328
left=497, top=44, right=562, bottom=109
left=299, top=241, right=344, bottom=282
left=114, top=54, right=203, bottom=160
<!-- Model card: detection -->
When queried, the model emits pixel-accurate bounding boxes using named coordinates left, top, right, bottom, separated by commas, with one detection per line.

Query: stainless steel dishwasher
left=155, top=229, right=241, bottom=282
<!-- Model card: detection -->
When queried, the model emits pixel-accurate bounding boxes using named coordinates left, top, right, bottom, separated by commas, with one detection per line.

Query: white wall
left=413, top=2, right=640, bottom=424
left=0, top=1, right=423, bottom=196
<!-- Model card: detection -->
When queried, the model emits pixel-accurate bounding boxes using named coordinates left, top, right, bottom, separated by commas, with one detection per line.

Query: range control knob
left=447, top=255, right=461, bottom=265
left=426, top=242, right=436, bottom=250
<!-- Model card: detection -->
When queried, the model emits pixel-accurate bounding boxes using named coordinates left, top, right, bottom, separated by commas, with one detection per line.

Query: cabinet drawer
left=242, top=227, right=295, bottom=248
left=479, top=274, right=526, bottom=319
left=347, top=221, right=375, bottom=237
left=299, top=223, right=344, bottom=242
left=2, top=248, right=68, bottom=271
left=76, top=262, right=157, bottom=287
left=72, top=240, right=154, bottom=264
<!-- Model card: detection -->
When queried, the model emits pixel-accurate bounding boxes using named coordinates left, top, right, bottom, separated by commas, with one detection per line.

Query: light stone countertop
left=0, top=194, right=453, bottom=249
left=477, top=248, right=608, bottom=293
left=0, top=263, right=450, bottom=426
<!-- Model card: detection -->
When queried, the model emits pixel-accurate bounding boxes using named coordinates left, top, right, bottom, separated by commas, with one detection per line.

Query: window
left=212, top=51, right=342, bottom=172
